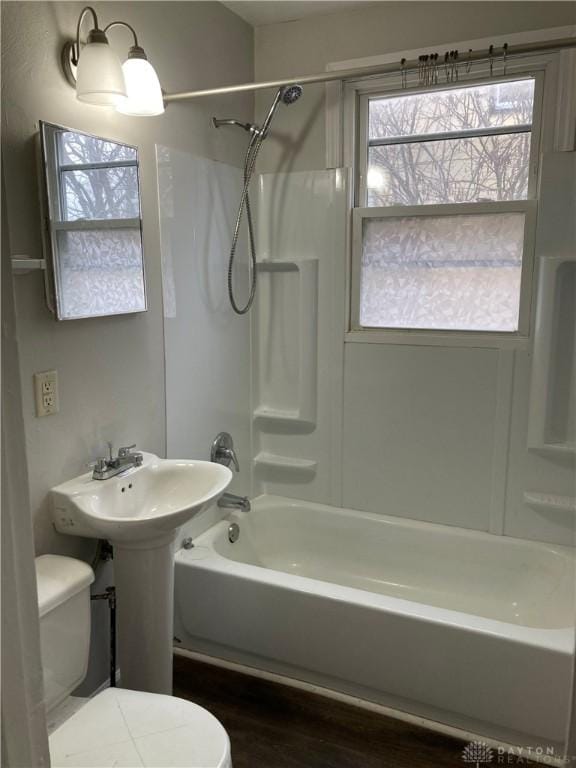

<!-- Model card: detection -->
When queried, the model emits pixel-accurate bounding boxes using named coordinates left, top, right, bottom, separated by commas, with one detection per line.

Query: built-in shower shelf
left=11, top=257, right=46, bottom=274
left=253, top=407, right=315, bottom=429
left=523, top=492, right=576, bottom=515
left=254, top=452, right=317, bottom=476
left=530, top=443, right=576, bottom=457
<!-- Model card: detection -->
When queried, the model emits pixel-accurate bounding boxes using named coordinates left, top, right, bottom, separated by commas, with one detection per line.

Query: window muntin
left=354, top=76, right=539, bottom=336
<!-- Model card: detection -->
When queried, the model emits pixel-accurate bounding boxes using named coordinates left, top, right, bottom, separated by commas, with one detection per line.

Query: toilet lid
left=49, top=688, right=232, bottom=768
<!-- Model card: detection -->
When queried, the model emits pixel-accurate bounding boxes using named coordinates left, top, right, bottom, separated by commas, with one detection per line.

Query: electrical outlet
left=34, top=370, right=59, bottom=417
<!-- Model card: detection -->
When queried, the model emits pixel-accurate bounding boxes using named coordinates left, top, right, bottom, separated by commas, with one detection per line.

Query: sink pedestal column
left=113, top=533, right=175, bottom=695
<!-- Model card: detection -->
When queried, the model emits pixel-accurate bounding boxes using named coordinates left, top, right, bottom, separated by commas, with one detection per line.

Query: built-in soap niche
left=548, top=261, right=576, bottom=447
left=528, top=256, right=576, bottom=455
left=253, top=259, right=318, bottom=431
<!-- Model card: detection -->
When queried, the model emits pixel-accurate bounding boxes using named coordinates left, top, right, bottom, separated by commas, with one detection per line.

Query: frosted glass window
left=359, top=213, right=525, bottom=331
left=55, top=230, right=146, bottom=319
left=367, top=132, right=531, bottom=206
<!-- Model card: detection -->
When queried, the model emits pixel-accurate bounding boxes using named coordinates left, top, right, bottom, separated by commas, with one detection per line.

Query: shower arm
left=163, top=36, right=576, bottom=103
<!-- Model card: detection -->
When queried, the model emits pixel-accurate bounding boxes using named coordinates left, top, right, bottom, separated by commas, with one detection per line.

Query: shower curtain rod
left=164, top=36, right=576, bottom=103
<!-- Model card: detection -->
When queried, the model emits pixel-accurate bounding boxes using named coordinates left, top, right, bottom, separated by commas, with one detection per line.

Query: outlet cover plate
left=34, top=370, right=59, bottom=417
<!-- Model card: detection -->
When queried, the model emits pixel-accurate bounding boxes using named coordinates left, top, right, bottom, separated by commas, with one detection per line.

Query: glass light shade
left=76, top=42, right=127, bottom=106
left=116, top=58, right=164, bottom=116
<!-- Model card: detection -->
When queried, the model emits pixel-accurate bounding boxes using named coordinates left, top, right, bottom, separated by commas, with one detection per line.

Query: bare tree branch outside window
left=58, top=132, right=139, bottom=221
left=366, top=79, right=534, bottom=206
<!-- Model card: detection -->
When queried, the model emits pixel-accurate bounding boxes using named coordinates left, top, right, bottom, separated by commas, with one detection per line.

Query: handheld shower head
left=258, top=83, right=303, bottom=139
left=220, top=81, right=304, bottom=315
left=279, top=84, right=303, bottom=105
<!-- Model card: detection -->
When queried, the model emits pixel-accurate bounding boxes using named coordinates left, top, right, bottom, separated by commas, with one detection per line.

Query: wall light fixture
left=61, top=6, right=164, bottom=116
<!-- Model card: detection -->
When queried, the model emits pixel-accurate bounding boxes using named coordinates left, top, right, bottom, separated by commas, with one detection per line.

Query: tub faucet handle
left=210, top=432, right=240, bottom=472
left=222, top=447, right=240, bottom=472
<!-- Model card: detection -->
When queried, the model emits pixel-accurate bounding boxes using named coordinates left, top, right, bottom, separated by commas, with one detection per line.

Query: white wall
left=1, top=0, right=253, bottom=691
left=159, top=149, right=252, bottom=509
left=2, top=180, right=50, bottom=768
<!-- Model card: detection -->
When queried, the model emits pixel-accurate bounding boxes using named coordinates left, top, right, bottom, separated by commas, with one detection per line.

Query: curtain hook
left=400, top=57, right=407, bottom=89
left=454, top=49, right=459, bottom=81
left=466, top=48, right=472, bottom=75
left=502, top=42, right=508, bottom=76
left=489, top=44, right=494, bottom=77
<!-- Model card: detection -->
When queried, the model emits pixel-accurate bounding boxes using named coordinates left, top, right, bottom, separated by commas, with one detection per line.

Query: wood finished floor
left=173, top=654, right=498, bottom=768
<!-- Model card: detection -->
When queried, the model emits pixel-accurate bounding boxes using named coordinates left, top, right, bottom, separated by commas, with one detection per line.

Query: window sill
left=345, top=329, right=531, bottom=350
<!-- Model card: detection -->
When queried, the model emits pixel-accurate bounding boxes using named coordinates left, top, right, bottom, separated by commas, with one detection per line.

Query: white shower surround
left=175, top=496, right=575, bottom=751
left=165, top=146, right=576, bottom=755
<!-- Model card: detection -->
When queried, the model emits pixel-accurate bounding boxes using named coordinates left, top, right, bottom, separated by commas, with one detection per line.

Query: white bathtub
left=174, top=495, right=575, bottom=749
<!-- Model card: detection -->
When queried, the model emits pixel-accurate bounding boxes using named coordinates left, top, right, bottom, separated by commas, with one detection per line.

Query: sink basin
left=51, top=452, right=232, bottom=544
left=51, top=451, right=234, bottom=695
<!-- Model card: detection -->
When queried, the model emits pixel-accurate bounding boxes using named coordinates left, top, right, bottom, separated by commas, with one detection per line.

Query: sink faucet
left=91, top=443, right=144, bottom=481
left=210, top=432, right=250, bottom=512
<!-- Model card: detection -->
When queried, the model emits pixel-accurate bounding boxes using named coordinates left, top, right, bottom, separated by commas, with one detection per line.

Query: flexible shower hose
left=227, top=130, right=265, bottom=315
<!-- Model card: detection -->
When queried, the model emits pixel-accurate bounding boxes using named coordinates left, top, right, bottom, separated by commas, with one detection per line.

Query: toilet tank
left=36, top=555, right=95, bottom=712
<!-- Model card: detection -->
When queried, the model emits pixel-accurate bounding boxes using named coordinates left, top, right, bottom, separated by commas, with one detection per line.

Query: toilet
left=36, top=554, right=232, bottom=768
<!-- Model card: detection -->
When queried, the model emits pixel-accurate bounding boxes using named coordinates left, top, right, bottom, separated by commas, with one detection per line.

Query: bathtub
left=174, top=495, right=575, bottom=749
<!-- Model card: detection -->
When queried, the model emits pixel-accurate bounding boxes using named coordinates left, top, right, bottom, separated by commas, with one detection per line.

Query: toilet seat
left=49, top=688, right=232, bottom=767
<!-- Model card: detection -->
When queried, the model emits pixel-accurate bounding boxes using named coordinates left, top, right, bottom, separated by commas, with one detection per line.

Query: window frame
left=345, top=56, right=552, bottom=348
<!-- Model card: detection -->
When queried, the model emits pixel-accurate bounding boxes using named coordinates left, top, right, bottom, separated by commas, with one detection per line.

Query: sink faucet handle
left=118, top=444, right=137, bottom=458
left=87, top=458, right=107, bottom=472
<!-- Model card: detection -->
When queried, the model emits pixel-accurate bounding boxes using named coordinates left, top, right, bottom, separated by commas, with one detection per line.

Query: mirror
left=39, top=122, right=147, bottom=320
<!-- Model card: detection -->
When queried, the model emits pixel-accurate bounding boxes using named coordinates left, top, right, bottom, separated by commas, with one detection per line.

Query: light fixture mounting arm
left=103, top=21, right=140, bottom=51
left=62, top=5, right=104, bottom=87
left=72, top=6, right=100, bottom=65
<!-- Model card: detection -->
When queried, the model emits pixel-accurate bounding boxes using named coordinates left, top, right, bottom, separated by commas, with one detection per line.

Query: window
left=40, top=123, right=146, bottom=320
left=352, top=77, right=539, bottom=335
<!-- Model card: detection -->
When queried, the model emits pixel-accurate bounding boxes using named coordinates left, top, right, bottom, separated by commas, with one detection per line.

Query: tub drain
left=228, top=523, right=240, bottom=543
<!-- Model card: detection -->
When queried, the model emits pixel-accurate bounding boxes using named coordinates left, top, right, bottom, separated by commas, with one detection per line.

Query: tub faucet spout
left=218, top=492, right=251, bottom=512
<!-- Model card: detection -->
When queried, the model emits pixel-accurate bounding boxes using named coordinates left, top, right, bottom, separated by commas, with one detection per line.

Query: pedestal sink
left=50, top=452, right=232, bottom=694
